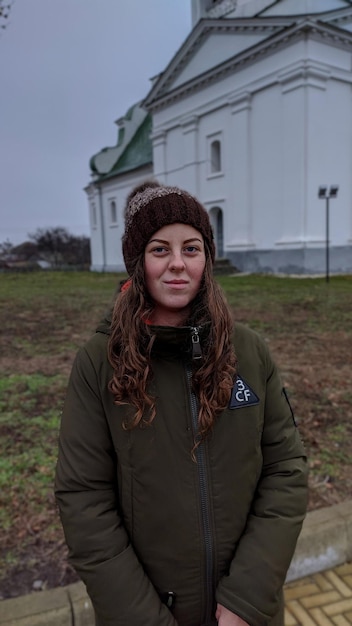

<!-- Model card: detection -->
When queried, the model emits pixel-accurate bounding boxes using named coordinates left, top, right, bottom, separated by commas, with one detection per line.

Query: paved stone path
left=284, top=563, right=352, bottom=626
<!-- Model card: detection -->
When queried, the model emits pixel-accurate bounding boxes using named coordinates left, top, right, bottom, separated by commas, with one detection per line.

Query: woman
left=55, top=181, right=308, bottom=626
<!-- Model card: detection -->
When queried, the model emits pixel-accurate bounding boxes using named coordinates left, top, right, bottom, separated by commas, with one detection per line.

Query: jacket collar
left=148, top=323, right=210, bottom=361
left=96, top=310, right=210, bottom=360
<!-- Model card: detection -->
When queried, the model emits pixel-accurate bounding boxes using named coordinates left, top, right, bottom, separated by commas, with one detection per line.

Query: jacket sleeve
left=55, top=344, right=177, bottom=626
left=216, top=341, right=308, bottom=626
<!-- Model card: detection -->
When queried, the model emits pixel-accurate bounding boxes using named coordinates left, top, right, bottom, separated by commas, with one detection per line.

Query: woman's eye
left=184, top=246, right=198, bottom=253
left=153, top=246, right=167, bottom=254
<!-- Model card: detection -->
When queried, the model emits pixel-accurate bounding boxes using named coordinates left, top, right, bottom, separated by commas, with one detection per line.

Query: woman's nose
left=169, top=250, right=185, bottom=271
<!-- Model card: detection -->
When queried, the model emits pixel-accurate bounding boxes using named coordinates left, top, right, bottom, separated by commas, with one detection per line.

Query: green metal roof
left=98, top=113, right=153, bottom=180
left=89, top=99, right=153, bottom=180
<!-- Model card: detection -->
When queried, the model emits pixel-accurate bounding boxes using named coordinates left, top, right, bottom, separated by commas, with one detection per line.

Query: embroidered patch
left=229, top=376, right=260, bottom=409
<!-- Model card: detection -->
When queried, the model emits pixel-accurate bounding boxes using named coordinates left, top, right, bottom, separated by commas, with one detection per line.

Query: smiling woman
left=55, top=180, right=308, bottom=626
left=144, top=223, right=206, bottom=326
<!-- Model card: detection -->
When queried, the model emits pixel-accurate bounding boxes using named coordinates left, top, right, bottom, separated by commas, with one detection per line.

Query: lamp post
left=318, top=185, right=339, bottom=283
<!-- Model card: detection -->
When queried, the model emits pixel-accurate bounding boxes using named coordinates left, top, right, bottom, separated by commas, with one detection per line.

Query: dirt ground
left=2, top=329, right=351, bottom=600
left=270, top=331, right=352, bottom=511
left=1, top=273, right=351, bottom=599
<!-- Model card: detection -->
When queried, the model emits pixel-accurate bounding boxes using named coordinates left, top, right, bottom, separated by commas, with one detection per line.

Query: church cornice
left=144, top=17, right=295, bottom=108
left=255, top=2, right=352, bottom=18
left=321, top=6, right=352, bottom=28
left=143, top=17, right=352, bottom=113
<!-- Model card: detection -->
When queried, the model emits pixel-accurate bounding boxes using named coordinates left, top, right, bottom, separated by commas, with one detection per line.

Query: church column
left=150, top=128, right=167, bottom=183
left=86, top=182, right=106, bottom=271
left=226, top=91, right=254, bottom=249
left=180, top=115, right=199, bottom=195
left=304, top=65, right=332, bottom=244
left=276, top=66, right=306, bottom=247
left=277, top=63, right=329, bottom=247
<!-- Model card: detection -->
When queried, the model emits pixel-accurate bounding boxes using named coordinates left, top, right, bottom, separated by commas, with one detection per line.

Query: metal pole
left=326, top=196, right=329, bottom=284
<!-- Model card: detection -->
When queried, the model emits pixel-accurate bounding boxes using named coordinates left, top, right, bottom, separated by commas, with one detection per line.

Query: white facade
left=87, top=166, right=153, bottom=272
left=87, top=0, right=352, bottom=274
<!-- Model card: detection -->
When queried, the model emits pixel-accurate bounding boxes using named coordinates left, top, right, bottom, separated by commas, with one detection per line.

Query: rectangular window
left=207, top=132, right=223, bottom=178
left=211, top=140, right=221, bottom=173
left=109, top=199, right=118, bottom=226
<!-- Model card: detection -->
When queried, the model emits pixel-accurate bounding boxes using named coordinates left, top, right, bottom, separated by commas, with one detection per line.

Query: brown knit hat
left=122, top=181, right=215, bottom=275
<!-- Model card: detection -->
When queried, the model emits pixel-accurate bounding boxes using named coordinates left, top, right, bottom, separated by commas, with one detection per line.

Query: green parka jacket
left=55, top=318, right=308, bottom=626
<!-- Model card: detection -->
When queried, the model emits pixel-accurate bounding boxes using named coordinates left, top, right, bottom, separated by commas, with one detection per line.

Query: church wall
left=251, top=84, right=286, bottom=248
left=307, top=38, right=352, bottom=71
left=152, top=40, right=312, bottom=257
left=88, top=165, right=153, bottom=272
left=224, top=93, right=253, bottom=250
left=198, top=108, right=228, bottom=198
left=88, top=188, right=105, bottom=272
left=276, top=77, right=307, bottom=249
left=306, top=77, right=352, bottom=248
left=305, top=34, right=352, bottom=246
left=152, top=40, right=309, bottom=129
left=161, top=127, right=185, bottom=184
left=102, top=179, right=125, bottom=270
left=151, top=33, right=352, bottom=272
left=87, top=4, right=352, bottom=274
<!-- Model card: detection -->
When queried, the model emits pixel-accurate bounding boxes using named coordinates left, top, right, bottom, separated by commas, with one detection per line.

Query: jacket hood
left=96, top=311, right=113, bottom=335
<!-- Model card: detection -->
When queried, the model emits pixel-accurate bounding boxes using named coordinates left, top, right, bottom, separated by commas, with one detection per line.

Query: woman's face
left=144, top=223, right=206, bottom=326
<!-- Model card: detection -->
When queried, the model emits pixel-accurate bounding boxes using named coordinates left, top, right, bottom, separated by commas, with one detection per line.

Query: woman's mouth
left=165, top=280, right=188, bottom=289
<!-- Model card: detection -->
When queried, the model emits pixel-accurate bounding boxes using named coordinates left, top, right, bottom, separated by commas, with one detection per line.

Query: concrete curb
left=0, top=581, right=93, bottom=626
left=1, top=500, right=352, bottom=626
left=286, top=499, right=352, bottom=582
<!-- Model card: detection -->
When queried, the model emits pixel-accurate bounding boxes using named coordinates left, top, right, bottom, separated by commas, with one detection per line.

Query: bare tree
left=12, top=240, right=39, bottom=261
left=29, top=227, right=70, bottom=267
left=29, top=227, right=91, bottom=267
left=0, top=0, right=13, bottom=30
left=62, top=234, right=91, bottom=266
left=0, top=238, right=14, bottom=259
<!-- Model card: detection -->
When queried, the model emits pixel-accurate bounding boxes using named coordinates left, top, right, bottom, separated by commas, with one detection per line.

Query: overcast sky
left=0, top=0, right=191, bottom=245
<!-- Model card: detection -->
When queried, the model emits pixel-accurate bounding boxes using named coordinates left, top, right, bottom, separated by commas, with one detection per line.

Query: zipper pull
left=165, top=591, right=176, bottom=609
left=191, top=327, right=202, bottom=360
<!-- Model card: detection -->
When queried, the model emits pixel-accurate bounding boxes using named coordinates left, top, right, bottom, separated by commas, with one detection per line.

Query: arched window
left=110, top=200, right=117, bottom=225
left=210, top=139, right=221, bottom=173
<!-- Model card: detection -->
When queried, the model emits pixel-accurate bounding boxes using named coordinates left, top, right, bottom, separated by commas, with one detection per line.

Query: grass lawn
left=0, top=270, right=351, bottom=598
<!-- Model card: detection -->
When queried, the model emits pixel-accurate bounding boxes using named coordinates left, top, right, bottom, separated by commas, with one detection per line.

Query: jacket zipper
left=191, top=326, right=202, bottom=360
left=186, top=359, right=214, bottom=625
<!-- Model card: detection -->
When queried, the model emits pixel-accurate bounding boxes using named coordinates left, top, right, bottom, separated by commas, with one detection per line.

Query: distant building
left=86, top=0, right=352, bottom=274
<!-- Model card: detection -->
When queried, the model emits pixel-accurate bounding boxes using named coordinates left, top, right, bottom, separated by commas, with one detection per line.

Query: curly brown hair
left=108, top=245, right=237, bottom=445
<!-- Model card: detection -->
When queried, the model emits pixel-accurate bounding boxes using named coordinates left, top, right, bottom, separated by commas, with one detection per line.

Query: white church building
left=86, top=0, right=352, bottom=274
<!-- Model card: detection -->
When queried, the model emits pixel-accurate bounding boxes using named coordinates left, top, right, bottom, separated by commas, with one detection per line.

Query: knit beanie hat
left=122, top=180, right=215, bottom=275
